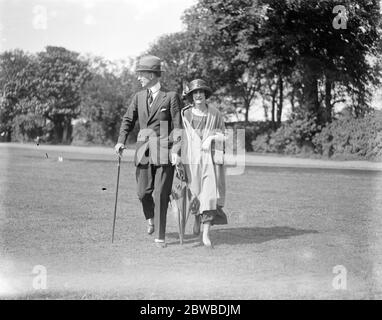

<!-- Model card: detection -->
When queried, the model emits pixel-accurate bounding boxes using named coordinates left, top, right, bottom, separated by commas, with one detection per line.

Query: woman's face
left=192, top=89, right=206, bottom=104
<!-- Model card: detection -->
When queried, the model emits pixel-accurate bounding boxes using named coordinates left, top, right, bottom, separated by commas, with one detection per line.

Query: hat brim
left=185, top=86, right=212, bottom=100
left=135, top=68, right=163, bottom=73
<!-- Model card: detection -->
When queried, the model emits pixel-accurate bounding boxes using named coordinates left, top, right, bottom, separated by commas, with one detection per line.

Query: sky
left=0, top=0, right=196, bottom=61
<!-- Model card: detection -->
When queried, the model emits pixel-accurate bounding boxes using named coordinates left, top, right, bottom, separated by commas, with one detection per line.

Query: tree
left=180, top=0, right=381, bottom=125
left=0, top=50, right=38, bottom=140
left=35, top=46, right=91, bottom=143
left=148, top=32, right=199, bottom=94
left=182, top=0, right=267, bottom=122
left=78, top=56, right=139, bottom=144
left=260, top=0, right=382, bottom=123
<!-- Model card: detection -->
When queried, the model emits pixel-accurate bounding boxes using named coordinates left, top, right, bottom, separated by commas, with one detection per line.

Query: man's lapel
left=147, top=89, right=166, bottom=124
left=140, top=90, right=149, bottom=121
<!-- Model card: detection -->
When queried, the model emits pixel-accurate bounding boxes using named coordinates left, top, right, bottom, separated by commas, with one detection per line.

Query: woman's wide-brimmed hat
left=185, top=79, right=212, bottom=99
left=135, top=55, right=163, bottom=73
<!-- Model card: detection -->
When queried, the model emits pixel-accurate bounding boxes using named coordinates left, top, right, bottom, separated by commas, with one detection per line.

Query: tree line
left=0, top=47, right=139, bottom=144
left=1, top=0, right=381, bottom=150
left=149, top=0, right=381, bottom=125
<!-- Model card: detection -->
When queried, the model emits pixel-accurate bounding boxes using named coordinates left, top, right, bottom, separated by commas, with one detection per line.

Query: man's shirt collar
left=149, top=82, right=161, bottom=95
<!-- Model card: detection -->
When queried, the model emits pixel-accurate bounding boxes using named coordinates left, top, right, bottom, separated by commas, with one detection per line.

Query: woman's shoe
left=202, top=222, right=213, bottom=248
left=202, top=238, right=214, bottom=249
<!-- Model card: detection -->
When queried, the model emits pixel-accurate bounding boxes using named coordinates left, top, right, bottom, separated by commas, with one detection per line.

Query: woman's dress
left=181, top=105, right=228, bottom=225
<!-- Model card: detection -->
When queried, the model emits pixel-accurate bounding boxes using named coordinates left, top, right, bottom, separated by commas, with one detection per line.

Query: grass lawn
left=1, top=143, right=382, bottom=299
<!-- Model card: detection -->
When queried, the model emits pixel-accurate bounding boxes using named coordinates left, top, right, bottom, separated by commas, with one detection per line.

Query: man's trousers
left=136, top=164, right=174, bottom=240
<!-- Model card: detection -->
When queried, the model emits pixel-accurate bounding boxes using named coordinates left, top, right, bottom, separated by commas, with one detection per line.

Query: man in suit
left=114, top=55, right=182, bottom=248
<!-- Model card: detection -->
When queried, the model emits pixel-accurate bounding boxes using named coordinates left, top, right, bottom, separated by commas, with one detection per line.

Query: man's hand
left=171, top=153, right=180, bottom=166
left=114, top=143, right=125, bottom=156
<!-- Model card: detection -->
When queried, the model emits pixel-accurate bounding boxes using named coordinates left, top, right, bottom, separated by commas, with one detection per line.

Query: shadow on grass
left=213, top=226, right=318, bottom=245
left=166, top=226, right=318, bottom=247
left=165, top=233, right=202, bottom=246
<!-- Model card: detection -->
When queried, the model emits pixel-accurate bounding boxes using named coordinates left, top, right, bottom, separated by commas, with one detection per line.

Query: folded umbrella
left=170, top=163, right=189, bottom=245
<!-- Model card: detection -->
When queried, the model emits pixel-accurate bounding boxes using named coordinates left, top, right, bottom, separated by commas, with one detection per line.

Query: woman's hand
left=201, top=136, right=213, bottom=151
left=171, top=153, right=181, bottom=165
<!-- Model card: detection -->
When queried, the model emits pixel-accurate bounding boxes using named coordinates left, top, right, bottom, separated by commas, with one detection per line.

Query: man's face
left=137, top=71, right=154, bottom=88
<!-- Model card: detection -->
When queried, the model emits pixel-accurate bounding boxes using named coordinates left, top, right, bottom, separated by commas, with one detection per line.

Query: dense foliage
left=252, top=110, right=382, bottom=160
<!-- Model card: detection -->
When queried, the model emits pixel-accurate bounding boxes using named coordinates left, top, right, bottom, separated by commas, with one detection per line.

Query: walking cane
left=111, top=151, right=123, bottom=243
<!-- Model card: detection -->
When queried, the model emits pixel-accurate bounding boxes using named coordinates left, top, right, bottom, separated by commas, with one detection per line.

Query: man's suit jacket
left=117, top=86, right=183, bottom=166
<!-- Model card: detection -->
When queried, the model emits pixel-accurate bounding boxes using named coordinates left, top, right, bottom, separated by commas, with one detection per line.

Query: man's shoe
left=154, top=241, right=167, bottom=248
left=147, top=223, right=154, bottom=235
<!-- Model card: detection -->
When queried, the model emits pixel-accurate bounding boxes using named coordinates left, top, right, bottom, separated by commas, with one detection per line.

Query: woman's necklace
left=192, top=106, right=207, bottom=116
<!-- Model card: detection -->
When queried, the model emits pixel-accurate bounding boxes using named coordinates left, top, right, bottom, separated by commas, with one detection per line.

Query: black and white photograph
left=0, top=0, right=382, bottom=304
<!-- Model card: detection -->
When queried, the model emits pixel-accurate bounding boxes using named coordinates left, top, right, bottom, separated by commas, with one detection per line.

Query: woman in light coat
left=181, top=79, right=228, bottom=248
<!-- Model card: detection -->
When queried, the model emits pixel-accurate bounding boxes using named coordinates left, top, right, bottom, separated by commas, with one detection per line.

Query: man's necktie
left=147, top=89, right=153, bottom=106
